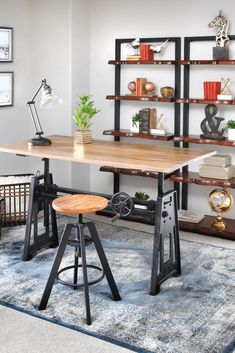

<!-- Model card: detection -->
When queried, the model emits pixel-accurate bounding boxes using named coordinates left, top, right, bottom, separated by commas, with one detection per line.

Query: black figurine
left=200, top=104, right=225, bottom=140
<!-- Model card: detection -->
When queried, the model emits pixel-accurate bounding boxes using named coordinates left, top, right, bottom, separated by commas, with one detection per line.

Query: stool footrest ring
left=57, top=264, right=105, bottom=288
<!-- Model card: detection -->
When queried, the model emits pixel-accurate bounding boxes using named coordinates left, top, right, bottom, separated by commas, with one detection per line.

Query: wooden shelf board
left=174, top=135, right=235, bottom=147
left=108, top=60, right=176, bottom=65
left=180, top=60, right=235, bottom=65
left=176, top=98, right=235, bottom=105
left=170, top=171, right=235, bottom=188
left=103, top=129, right=174, bottom=141
left=106, top=95, right=175, bottom=103
left=179, top=215, right=235, bottom=240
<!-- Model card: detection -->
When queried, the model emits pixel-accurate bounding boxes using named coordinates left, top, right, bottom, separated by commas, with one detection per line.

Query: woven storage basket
left=74, top=130, right=93, bottom=144
left=0, top=174, right=33, bottom=228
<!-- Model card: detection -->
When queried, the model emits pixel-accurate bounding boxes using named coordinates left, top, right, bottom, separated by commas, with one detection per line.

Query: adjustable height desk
left=0, top=135, right=215, bottom=295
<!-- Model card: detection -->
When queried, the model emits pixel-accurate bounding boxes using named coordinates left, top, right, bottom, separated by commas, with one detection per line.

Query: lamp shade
left=40, top=84, right=63, bottom=108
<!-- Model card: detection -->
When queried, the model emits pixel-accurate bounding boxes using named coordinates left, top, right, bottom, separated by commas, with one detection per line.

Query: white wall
left=70, top=0, right=91, bottom=191
left=89, top=0, right=235, bottom=217
left=28, top=0, right=72, bottom=187
left=0, top=0, right=31, bottom=175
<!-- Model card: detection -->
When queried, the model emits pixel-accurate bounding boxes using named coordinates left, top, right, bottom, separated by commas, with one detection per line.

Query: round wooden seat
left=52, top=194, right=108, bottom=214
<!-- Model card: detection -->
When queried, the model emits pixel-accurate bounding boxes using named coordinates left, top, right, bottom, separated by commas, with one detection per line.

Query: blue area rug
left=0, top=217, right=235, bottom=353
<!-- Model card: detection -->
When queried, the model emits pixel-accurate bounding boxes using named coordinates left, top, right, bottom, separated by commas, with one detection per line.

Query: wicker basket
left=74, top=130, right=93, bottom=144
left=0, top=174, right=33, bottom=228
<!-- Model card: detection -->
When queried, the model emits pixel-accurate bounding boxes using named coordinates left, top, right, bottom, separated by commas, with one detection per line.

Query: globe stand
left=212, top=214, right=226, bottom=232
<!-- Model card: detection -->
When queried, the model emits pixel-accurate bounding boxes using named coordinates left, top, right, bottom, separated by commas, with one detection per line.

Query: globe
left=209, top=188, right=233, bottom=231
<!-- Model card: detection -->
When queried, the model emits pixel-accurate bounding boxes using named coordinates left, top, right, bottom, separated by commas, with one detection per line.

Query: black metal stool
left=38, top=194, right=121, bottom=325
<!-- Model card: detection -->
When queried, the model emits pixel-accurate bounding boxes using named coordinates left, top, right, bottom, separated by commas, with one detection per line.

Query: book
left=139, top=108, right=150, bottom=133
left=149, top=108, right=157, bottom=129
left=139, top=44, right=153, bottom=60
left=178, top=209, right=205, bottom=223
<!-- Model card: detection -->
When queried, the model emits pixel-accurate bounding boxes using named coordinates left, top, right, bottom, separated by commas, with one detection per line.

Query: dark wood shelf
left=106, top=95, right=175, bottom=102
left=108, top=60, right=176, bottom=65
left=180, top=59, right=235, bottom=65
left=174, top=135, right=235, bottom=147
left=100, top=165, right=159, bottom=179
left=179, top=215, right=235, bottom=241
left=170, top=171, right=235, bottom=189
left=176, top=97, right=235, bottom=105
left=100, top=165, right=173, bottom=180
left=103, top=129, right=174, bottom=141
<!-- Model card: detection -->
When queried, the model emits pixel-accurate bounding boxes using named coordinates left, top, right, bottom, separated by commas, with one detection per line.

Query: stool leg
left=38, top=223, right=73, bottom=310
left=73, top=246, right=80, bottom=290
left=79, top=223, right=92, bottom=325
left=86, top=222, right=121, bottom=301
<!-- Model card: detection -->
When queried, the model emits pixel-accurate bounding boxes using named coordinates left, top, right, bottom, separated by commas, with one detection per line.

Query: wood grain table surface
left=0, top=135, right=216, bottom=174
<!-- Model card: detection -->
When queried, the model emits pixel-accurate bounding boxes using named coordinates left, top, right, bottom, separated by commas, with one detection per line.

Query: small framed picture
left=0, top=72, right=14, bottom=107
left=0, top=27, right=13, bottom=62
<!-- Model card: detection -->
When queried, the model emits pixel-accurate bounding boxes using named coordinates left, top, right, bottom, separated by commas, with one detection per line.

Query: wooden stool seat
left=52, top=194, right=108, bottom=214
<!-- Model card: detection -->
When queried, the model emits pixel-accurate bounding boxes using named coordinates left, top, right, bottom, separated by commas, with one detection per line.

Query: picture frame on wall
left=0, top=27, right=13, bottom=62
left=0, top=72, right=14, bottom=107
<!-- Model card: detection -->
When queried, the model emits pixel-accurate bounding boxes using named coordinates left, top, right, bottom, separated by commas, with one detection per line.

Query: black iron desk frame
left=24, top=157, right=181, bottom=296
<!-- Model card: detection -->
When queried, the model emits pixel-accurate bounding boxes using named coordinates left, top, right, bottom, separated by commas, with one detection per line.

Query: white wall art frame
left=0, top=27, right=13, bottom=62
left=0, top=72, right=13, bottom=107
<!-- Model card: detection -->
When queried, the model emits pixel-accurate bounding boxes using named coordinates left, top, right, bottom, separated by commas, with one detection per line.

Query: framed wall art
left=0, top=27, right=13, bottom=62
left=0, top=72, right=14, bottom=107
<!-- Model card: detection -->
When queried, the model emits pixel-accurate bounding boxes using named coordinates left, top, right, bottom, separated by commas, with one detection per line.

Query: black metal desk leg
left=150, top=175, right=181, bottom=295
left=23, top=158, right=58, bottom=261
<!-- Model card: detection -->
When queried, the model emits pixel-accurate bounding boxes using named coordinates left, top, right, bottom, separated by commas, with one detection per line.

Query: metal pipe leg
left=73, top=246, right=79, bottom=290
left=86, top=222, right=121, bottom=301
left=38, top=223, right=73, bottom=310
left=78, top=223, right=91, bottom=325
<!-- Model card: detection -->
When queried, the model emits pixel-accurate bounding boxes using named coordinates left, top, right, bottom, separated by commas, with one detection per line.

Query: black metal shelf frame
left=182, top=35, right=235, bottom=210
left=111, top=37, right=181, bottom=197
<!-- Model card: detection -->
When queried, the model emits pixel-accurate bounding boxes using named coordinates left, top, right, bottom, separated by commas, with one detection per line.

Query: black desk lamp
left=27, top=79, right=62, bottom=146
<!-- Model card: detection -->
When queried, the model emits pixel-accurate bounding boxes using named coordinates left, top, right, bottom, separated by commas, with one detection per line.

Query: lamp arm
left=28, top=79, right=47, bottom=103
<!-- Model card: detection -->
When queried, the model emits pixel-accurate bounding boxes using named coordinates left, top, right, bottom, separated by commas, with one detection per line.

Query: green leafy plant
left=132, top=113, right=141, bottom=127
left=226, top=120, right=235, bottom=129
left=73, top=95, right=100, bottom=131
left=134, top=191, right=150, bottom=200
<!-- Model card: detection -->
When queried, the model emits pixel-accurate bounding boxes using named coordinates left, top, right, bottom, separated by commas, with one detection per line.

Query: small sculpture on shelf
left=208, top=10, right=230, bottom=60
left=160, top=86, right=174, bottom=98
left=150, top=111, right=165, bottom=135
left=126, top=38, right=140, bottom=59
left=127, top=81, right=136, bottom=95
left=200, top=104, right=225, bottom=140
left=217, top=77, right=233, bottom=100
left=144, top=81, right=155, bottom=95
left=150, top=39, right=169, bottom=56
left=209, top=188, right=233, bottom=231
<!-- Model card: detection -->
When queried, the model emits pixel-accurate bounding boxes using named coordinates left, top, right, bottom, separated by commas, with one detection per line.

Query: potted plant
left=134, top=191, right=150, bottom=209
left=227, top=120, right=235, bottom=141
left=73, top=95, right=100, bottom=144
left=130, top=113, right=141, bottom=133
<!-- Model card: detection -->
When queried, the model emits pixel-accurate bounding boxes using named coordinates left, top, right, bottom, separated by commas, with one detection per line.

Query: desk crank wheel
left=110, top=192, right=134, bottom=222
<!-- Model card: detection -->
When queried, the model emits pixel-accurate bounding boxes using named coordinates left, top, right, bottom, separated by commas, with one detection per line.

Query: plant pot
left=228, top=128, right=235, bottom=141
left=74, top=130, right=93, bottom=144
left=130, top=122, right=139, bottom=133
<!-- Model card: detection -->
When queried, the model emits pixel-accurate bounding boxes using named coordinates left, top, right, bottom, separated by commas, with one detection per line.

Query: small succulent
left=134, top=191, right=150, bottom=201
left=227, top=120, right=235, bottom=129
left=132, top=113, right=141, bottom=127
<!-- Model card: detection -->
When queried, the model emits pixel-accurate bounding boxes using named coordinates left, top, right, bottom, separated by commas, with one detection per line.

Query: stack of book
left=199, top=154, right=235, bottom=180
left=140, top=44, right=153, bottom=61
left=139, top=108, right=157, bottom=133
left=126, top=55, right=141, bottom=61
left=178, top=209, right=205, bottom=223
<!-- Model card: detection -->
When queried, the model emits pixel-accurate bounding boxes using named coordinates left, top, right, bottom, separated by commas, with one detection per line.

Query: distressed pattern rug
left=0, top=217, right=235, bottom=353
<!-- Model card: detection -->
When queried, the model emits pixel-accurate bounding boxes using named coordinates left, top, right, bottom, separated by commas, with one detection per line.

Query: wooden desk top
left=0, top=135, right=216, bottom=174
